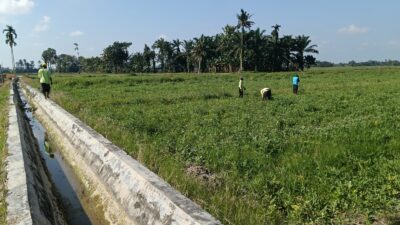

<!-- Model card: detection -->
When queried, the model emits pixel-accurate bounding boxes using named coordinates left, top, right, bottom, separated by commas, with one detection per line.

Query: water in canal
left=21, top=93, right=92, bottom=225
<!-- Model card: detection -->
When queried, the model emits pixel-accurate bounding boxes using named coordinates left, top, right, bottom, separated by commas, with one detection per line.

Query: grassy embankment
left=26, top=68, right=400, bottom=224
left=0, top=81, right=9, bottom=224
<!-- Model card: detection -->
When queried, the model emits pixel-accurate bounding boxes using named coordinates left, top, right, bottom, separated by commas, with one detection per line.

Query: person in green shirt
left=37, top=63, right=52, bottom=98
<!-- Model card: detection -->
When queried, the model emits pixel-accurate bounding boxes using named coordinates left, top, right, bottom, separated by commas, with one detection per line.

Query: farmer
left=38, top=63, right=52, bottom=99
left=238, top=77, right=245, bottom=98
left=292, top=73, right=300, bottom=95
left=260, top=87, right=271, bottom=100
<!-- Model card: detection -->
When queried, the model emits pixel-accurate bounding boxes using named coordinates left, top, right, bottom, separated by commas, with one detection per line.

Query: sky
left=0, top=0, right=399, bottom=68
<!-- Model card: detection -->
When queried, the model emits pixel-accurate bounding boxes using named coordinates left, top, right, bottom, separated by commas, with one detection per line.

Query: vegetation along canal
left=20, top=92, right=92, bottom=225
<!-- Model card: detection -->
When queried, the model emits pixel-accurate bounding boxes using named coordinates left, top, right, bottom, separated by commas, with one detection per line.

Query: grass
left=25, top=67, right=400, bottom=224
left=0, top=81, right=9, bottom=224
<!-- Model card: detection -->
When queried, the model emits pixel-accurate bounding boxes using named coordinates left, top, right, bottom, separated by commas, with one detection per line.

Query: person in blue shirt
left=292, top=74, right=300, bottom=95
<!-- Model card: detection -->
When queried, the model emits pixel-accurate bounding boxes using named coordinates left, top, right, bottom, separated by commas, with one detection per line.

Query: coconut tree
left=152, top=38, right=170, bottom=72
left=3, top=25, right=17, bottom=72
left=219, top=25, right=240, bottom=72
left=149, top=49, right=156, bottom=73
left=171, top=39, right=183, bottom=72
left=236, top=9, right=254, bottom=72
left=192, top=35, right=207, bottom=74
left=74, top=43, right=79, bottom=58
left=293, top=35, right=319, bottom=70
left=280, top=35, right=295, bottom=70
left=143, top=44, right=152, bottom=72
left=74, top=43, right=80, bottom=73
left=172, top=39, right=181, bottom=54
left=247, top=28, right=267, bottom=71
left=271, top=24, right=281, bottom=44
left=182, top=40, right=194, bottom=73
left=270, top=24, right=282, bottom=71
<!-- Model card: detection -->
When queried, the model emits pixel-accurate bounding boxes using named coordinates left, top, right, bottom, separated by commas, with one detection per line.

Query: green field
left=0, top=81, right=9, bottom=224
left=26, top=68, right=400, bottom=224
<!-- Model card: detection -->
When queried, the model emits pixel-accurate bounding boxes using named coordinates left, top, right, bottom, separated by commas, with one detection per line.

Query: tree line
left=1, top=10, right=319, bottom=74
left=316, top=60, right=400, bottom=67
left=42, top=9, right=319, bottom=74
left=3, top=10, right=400, bottom=75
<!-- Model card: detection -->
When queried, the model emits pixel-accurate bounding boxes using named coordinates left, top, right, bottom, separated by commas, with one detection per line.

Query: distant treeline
left=35, top=9, right=319, bottom=74
left=316, top=60, right=400, bottom=67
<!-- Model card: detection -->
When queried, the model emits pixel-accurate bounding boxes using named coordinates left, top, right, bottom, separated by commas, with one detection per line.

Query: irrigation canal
left=20, top=89, right=93, bottom=225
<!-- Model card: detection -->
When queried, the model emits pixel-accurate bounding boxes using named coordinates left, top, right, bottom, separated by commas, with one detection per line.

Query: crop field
left=0, top=81, right=9, bottom=224
left=25, top=67, right=400, bottom=224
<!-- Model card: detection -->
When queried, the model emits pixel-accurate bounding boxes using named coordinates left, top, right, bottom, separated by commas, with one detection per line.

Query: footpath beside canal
left=6, top=80, right=67, bottom=225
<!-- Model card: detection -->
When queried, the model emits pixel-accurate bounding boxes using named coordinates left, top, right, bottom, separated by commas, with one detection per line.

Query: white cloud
left=338, top=24, right=369, bottom=35
left=69, top=30, right=84, bottom=37
left=0, top=0, right=34, bottom=15
left=34, top=15, right=50, bottom=32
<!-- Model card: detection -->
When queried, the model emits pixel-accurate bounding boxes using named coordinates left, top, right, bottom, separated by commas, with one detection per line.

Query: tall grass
left=0, top=82, right=9, bottom=224
left=25, top=68, right=400, bottom=224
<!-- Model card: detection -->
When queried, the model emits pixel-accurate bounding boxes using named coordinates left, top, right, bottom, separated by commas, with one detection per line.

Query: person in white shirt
left=238, top=77, right=245, bottom=98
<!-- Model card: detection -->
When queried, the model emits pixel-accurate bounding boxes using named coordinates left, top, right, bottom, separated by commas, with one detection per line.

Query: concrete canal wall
left=21, top=82, right=221, bottom=225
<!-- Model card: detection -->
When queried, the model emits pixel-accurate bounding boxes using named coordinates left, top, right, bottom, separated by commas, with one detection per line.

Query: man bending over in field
left=38, top=63, right=52, bottom=99
left=238, top=77, right=245, bottom=97
left=260, top=87, right=271, bottom=100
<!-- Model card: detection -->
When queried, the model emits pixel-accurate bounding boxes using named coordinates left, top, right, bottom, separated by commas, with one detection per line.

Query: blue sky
left=0, top=0, right=399, bottom=67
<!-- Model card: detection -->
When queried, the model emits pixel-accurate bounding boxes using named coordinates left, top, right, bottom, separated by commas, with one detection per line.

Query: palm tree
left=23, top=59, right=28, bottom=71
left=143, top=44, right=152, bottom=72
left=192, top=35, right=207, bottom=74
left=182, top=40, right=194, bottom=73
left=74, top=43, right=79, bottom=58
left=293, top=35, right=319, bottom=70
left=271, top=24, right=281, bottom=44
left=149, top=50, right=156, bottom=73
left=280, top=35, right=295, bottom=70
left=3, top=25, right=17, bottom=72
left=219, top=25, right=240, bottom=72
left=171, top=39, right=182, bottom=72
left=236, top=9, right=254, bottom=72
left=152, top=38, right=170, bottom=72
left=270, top=24, right=281, bottom=71
left=30, top=61, right=35, bottom=71
left=172, top=39, right=181, bottom=54
left=247, top=28, right=267, bottom=71
left=16, top=59, right=23, bottom=71
left=74, top=43, right=80, bottom=73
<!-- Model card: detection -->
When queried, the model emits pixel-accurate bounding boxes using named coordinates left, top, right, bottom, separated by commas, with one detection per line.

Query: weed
left=24, top=67, right=400, bottom=224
